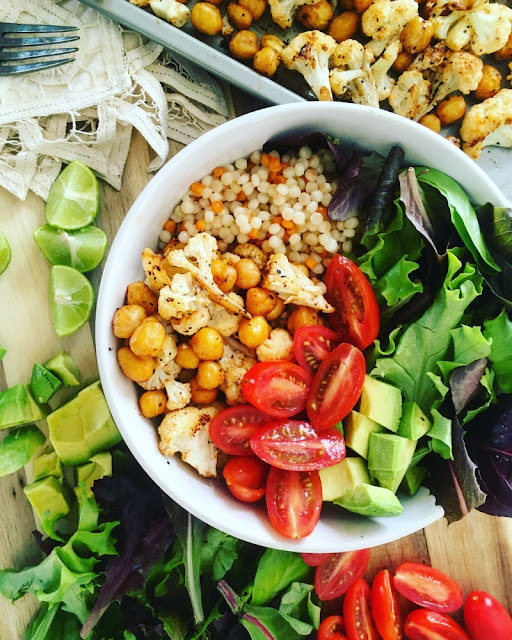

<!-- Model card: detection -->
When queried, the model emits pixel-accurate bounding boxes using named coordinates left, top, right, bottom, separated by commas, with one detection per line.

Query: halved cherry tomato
left=343, top=578, right=380, bottom=640
left=293, top=325, right=340, bottom=374
left=302, top=552, right=330, bottom=566
left=266, top=466, right=322, bottom=538
left=209, top=405, right=271, bottom=455
left=307, top=343, right=365, bottom=429
left=318, top=615, right=347, bottom=640
left=371, top=569, right=402, bottom=640
left=315, top=549, right=370, bottom=601
left=464, top=591, right=512, bottom=640
left=222, top=456, right=269, bottom=502
left=242, top=361, right=312, bottom=418
left=325, top=254, right=380, bottom=350
left=404, top=609, right=470, bottom=640
left=393, top=563, right=463, bottom=613
left=250, top=420, right=346, bottom=471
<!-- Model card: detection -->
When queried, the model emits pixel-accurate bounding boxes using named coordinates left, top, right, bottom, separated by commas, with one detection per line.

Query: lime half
left=34, top=225, right=108, bottom=272
left=0, top=231, right=11, bottom=276
left=46, top=160, right=100, bottom=230
left=49, top=265, right=95, bottom=337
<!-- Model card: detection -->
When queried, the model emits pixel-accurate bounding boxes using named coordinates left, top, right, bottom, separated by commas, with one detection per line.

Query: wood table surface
left=0, top=92, right=511, bottom=640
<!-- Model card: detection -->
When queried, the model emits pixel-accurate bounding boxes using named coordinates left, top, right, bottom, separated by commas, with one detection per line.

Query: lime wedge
left=0, top=231, right=11, bottom=275
left=46, top=161, right=100, bottom=230
left=49, top=265, right=95, bottom=337
left=34, top=225, right=108, bottom=272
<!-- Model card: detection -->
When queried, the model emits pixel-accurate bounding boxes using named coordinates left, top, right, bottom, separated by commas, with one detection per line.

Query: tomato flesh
left=325, top=254, right=380, bottom=350
left=222, top=456, right=269, bottom=502
left=293, top=325, right=340, bottom=374
left=250, top=419, right=346, bottom=471
left=393, top=562, right=463, bottom=613
left=243, top=361, right=312, bottom=418
left=464, top=591, right=512, bottom=640
left=302, top=552, right=330, bottom=567
left=307, top=342, right=365, bottom=429
left=318, top=615, right=347, bottom=640
left=344, top=578, right=380, bottom=640
left=404, top=609, right=470, bottom=640
left=209, top=405, right=272, bottom=455
left=314, top=549, right=370, bottom=601
left=371, top=569, right=402, bottom=640
left=266, top=466, right=322, bottom=539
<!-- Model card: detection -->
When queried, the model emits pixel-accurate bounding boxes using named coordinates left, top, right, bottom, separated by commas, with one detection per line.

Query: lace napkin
left=0, top=0, right=229, bottom=201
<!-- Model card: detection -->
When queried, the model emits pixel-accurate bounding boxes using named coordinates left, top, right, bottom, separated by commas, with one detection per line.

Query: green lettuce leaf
left=483, top=308, right=512, bottom=392
left=279, top=582, right=321, bottom=630
left=0, top=425, right=45, bottom=476
left=200, top=527, right=240, bottom=582
left=375, top=255, right=423, bottom=307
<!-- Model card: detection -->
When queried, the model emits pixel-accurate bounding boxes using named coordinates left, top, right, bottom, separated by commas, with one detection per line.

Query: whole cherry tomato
left=222, top=455, right=269, bottom=502
left=371, top=569, right=402, bottom=640
left=393, top=562, right=463, bottom=613
left=464, top=591, right=512, bottom=640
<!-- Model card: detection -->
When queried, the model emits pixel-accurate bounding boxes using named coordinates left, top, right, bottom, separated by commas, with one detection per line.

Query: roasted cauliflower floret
left=388, top=69, right=432, bottom=119
left=371, top=40, right=403, bottom=101
left=142, top=248, right=172, bottom=294
left=268, top=0, right=317, bottom=29
left=207, top=292, right=245, bottom=336
left=262, top=253, right=334, bottom=313
left=158, top=405, right=221, bottom=477
left=232, top=243, right=267, bottom=270
left=362, top=0, right=418, bottom=56
left=329, top=39, right=379, bottom=106
left=218, top=344, right=257, bottom=406
left=282, top=31, right=337, bottom=101
left=158, top=272, right=212, bottom=336
left=149, top=0, right=190, bottom=27
left=460, top=89, right=512, bottom=159
left=256, top=328, right=295, bottom=362
left=431, top=50, right=483, bottom=105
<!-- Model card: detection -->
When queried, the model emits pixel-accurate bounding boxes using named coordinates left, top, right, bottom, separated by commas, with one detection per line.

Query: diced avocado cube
left=319, top=457, right=370, bottom=501
left=0, top=426, right=46, bottom=477
left=368, top=432, right=417, bottom=493
left=397, top=402, right=431, bottom=440
left=24, top=476, right=72, bottom=539
left=358, top=375, right=402, bottom=432
left=76, top=451, right=112, bottom=499
left=0, top=384, right=47, bottom=430
left=334, top=483, right=404, bottom=517
left=30, top=363, right=63, bottom=404
left=44, top=350, right=80, bottom=386
left=33, top=451, right=63, bottom=481
left=400, top=465, right=427, bottom=496
left=47, top=381, right=121, bottom=466
left=344, top=410, right=385, bottom=459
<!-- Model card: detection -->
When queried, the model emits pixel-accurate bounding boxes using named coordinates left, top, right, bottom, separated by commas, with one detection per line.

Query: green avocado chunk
left=400, top=465, right=428, bottom=496
left=344, top=410, right=385, bottom=459
left=319, top=457, right=370, bottom=501
left=368, top=432, right=417, bottom=493
left=0, top=426, right=46, bottom=477
left=23, top=475, right=73, bottom=541
left=30, top=363, right=63, bottom=404
left=44, top=350, right=80, bottom=386
left=47, top=381, right=121, bottom=465
left=397, top=402, right=432, bottom=440
left=358, top=375, right=402, bottom=432
left=0, top=384, right=47, bottom=430
left=334, top=483, right=404, bottom=517
left=33, top=451, right=63, bottom=481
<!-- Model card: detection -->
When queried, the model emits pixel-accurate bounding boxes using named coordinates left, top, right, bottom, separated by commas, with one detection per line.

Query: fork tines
left=0, top=22, right=79, bottom=76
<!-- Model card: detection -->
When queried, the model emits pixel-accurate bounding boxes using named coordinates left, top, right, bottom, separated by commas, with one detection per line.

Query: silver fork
left=0, top=22, right=79, bottom=76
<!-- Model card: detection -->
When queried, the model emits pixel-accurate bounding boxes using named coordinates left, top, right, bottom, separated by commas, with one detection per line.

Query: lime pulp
left=49, top=265, right=95, bottom=337
left=0, top=231, right=11, bottom=276
left=34, top=225, right=107, bottom=272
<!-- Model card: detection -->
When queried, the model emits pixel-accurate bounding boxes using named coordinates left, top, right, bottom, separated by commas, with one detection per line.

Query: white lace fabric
left=0, top=0, right=229, bottom=200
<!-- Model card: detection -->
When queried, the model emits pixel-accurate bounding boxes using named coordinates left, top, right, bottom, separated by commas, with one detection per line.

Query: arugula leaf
left=483, top=309, right=512, bottom=393
left=279, top=582, right=320, bottom=630
left=0, top=425, right=45, bottom=476
left=250, top=549, right=310, bottom=606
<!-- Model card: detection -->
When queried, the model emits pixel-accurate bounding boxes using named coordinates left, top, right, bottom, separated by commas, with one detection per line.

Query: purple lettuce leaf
left=327, top=151, right=363, bottom=222
left=450, top=358, right=488, bottom=415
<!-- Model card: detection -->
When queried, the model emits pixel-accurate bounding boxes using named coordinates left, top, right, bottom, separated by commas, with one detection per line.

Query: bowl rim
left=96, top=102, right=506, bottom=551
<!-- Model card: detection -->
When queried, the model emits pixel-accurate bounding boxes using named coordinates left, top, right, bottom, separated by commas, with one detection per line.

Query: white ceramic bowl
left=96, top=102, right=507, bottom=552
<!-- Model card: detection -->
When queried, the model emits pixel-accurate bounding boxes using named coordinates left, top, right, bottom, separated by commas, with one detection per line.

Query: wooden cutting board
left=0, top=127, right=511, bottom=640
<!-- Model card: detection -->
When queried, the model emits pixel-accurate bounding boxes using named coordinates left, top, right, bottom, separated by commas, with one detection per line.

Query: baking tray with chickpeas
left=78, top=0, right=512, bottom=169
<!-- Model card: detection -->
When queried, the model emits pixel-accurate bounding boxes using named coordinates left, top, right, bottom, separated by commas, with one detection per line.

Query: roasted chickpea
left=400, top=16, right=433, bottom=54
left=419, top=113, right=441, bottom=133
left=126, top=281, right=158, bottom=315
left=191, top=327, right=224, bottom=360
left=339, top=0, right=355, bottom=10
left=117, top=346, right=155, bottom=383
left=265, top=296, right=285, bottom=321
left=253, top=46, right=281, bottom=77
left=238, top=0, right=266, bottom=20
left=446, top=135, right=461, bottom=149
left=130, top=317, right=166, bottom=358
left=229, top=30, right=259, bottom=60
left=246, top=287, right=279, bottom=316
left=297, top=0, right=334, bottom=30
left=190, top=377, right=218, bottom=404
left=162, top=238, right=185, bottom=256
left=191, top=2, right=223, bottom=35
left=353, top=0, right=372, bottom=13
left=212, top=259, right=238, bottom=292
left=238, top=315, right=271, bottom=348
left=328, top=11, right=358, bottom=42
left=206, top=0, right=223, bottom=5
left=139, top=390, right=167, bottom=419
left=287, top=306, right=321, bottom=334
left=494, top=31, right=512, bottom=60
left=227, top=2, right=253, bottom=29
left=260, top=34, right=284, bottom=54
left=235, top=258, right=261, bottom=288
left=474, top=64, right=502, bottom=101
left=436, top=95, right=466, bottom=126
left=393, top=50, right=414, bottom=73
left=197, top=361, right=225, bottom=389
left=113, top=304, right=147, bottom=339
left=175, top=342, right=201, bottom=369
